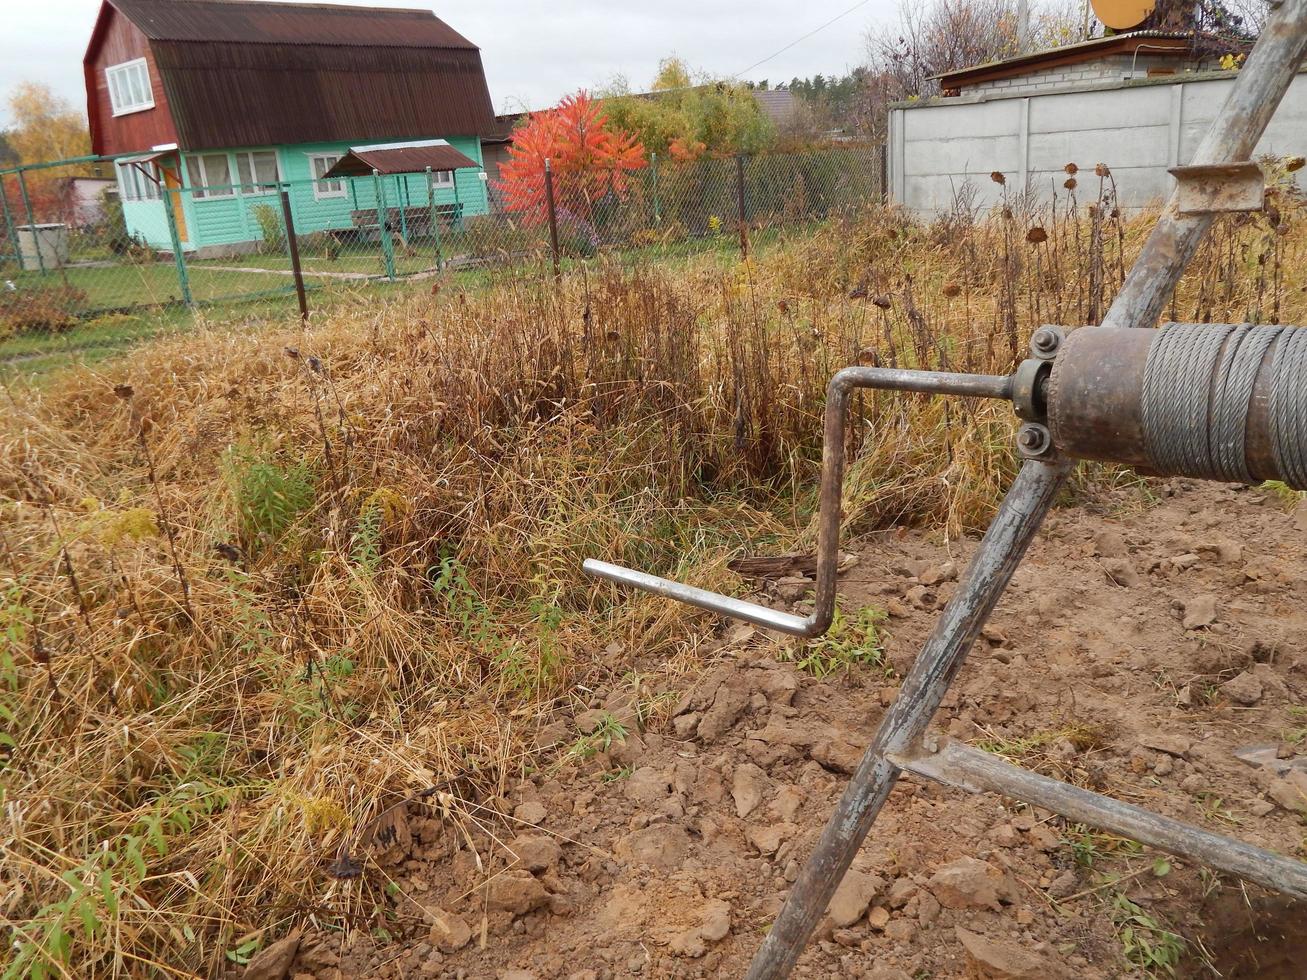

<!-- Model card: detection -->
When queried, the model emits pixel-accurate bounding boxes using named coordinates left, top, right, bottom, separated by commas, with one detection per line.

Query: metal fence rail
left=0, top=144, right=883, bottom=352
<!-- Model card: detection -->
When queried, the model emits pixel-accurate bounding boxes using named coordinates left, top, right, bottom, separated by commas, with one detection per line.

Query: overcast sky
left=0, top=0, right=898, bottom=129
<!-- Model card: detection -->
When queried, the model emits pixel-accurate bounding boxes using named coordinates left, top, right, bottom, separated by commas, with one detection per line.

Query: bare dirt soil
left=274, top=480, right=1307, bottom=980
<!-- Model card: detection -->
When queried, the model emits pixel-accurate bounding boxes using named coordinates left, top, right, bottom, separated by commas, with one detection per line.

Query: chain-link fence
left=1, top=144, right=883, bottom=357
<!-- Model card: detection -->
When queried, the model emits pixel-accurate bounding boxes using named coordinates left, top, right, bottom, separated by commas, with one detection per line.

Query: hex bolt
left=1031, top=327, right=1061, bottom=356
left=1017, top=423, right=1051, bottom=456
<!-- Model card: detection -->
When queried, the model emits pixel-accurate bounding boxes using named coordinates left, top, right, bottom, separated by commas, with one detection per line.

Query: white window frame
left=309, top=154, right=347, bottom=200
left=106, top=58, right=155, bottom=117
left=432, top=170, right=454, bottom=188
left=115, top=160, right=162, bottom=203
left=235, top=150, right=282, bottom=196
left=185, top=153, right=236, bottom=200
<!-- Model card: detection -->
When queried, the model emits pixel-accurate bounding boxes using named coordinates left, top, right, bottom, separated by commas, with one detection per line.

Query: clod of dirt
left=427, top=909, right=472, bottom=951
left=623, top=767, right=673, bottom=804
left=1139, top=733, right=1192, bottom=758
left=1222, top=670, right=1264, bottom=706
left=241, top=928, right=300, bottom=980
left=918, top=562, right=958, bottom=586
left=1101, top=557, right=1140, bottom=587
left=1092, top=529, right=1128, bottom=558
left=512, top=801, right=547, bottom=826
left=509, top=835, right=561, bottom=873
left=927, top=857, right=1017, bottom=910
left=667, top=898, right=731, bottom=958
left=955, top=927, right=1070, bottom=979
left=746, top=821, right=798, bottom=856
left=487, top=871, right=549, bottom=916
left=1267, top=772, right=1307, bottom=814
left=1182, top=594, right=1219, bottom=630
left=731, top=763, right=769, bottom=818
left=615, top=824, right=690, bottom=870
left=826, top=868, right=887, bottom=927
left=808, top=735, right=864, bottom=774
left=574, top=709, right=609, bottom=734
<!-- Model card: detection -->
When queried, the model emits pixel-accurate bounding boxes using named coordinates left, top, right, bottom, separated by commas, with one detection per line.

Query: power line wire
left=734, top=0, right=877, bottom=78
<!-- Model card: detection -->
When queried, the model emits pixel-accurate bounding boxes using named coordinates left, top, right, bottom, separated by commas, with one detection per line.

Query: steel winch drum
left=1047, top=323, right=1307, bottom=489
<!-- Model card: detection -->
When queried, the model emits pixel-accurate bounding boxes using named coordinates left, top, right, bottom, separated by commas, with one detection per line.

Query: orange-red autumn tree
left=497, top=91, right=646, bottom=224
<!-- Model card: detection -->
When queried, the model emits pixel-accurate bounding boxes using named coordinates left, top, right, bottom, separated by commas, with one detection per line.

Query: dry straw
left=0, top=168, right=1302, bottom=975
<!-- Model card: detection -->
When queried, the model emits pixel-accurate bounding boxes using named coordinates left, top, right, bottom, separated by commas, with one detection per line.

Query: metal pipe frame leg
left=584, top=366, right=1015, bottom=637
left=744, top=457, right=1071, bottom=980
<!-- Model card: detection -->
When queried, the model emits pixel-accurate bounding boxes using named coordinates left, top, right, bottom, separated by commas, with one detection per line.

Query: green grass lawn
left=1, top=261, right=324, bottom=312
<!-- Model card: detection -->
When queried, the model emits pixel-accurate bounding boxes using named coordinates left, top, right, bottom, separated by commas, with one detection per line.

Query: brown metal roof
left=323, top=140, right=479, bottom=176
left=936, top=31, right=1198, bottom=91
left=108, top=0, right=478, bottom=48
left=90, top=0, right=496, bottom=150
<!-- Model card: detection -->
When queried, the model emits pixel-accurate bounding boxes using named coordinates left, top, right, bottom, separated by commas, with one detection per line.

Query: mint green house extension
left=118, top=137, right=489, bottom=257
left=88, top=0, right=499, bottom=257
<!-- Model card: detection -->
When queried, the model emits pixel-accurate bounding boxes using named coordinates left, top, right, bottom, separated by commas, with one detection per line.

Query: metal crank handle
left=582, top=366, right=1016, bottom=637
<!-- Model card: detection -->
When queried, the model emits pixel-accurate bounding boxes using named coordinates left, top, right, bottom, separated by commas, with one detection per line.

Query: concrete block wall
left=967, top=56, right=1219, bottom=97
left=888, top=69, right=1307, bottom=216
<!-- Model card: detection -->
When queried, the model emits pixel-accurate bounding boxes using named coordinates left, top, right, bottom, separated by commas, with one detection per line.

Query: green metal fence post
left=373, top=168, right=397, bottom=282
left=279, top=186, right=309, bottom=322
left=0, top=177, right=19, bottom=268
left=736, top=154, right=749, bottom=261
left=396, top=174, right=409, bottom=244
left=451, top=169, right=463, bottom=231
left=651, top=151, right=661, bottom=225
left=426, top=167, right=444, bottom=272
left=15, top=168, right=46, bottom=276
left=163, top=184, right=193, bottom=307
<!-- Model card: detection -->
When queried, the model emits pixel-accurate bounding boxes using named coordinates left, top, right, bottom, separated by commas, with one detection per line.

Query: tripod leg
left=745, top=457, right=1072, bottom=980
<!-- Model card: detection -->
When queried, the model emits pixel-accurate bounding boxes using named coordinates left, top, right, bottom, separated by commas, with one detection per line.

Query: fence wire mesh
left=0, top=144, right=883, bottom=359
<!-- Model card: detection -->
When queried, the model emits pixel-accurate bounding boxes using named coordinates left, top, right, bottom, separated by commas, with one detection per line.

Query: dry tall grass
left=1, top=169, right=1303, bottom=977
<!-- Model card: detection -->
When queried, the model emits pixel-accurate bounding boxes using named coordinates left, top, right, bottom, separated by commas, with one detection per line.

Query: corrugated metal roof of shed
left=108, top=0, right=478, bottom=49
left=323, top=140, right=479, bottom=176
left=152, top=42, right=496, bottom=148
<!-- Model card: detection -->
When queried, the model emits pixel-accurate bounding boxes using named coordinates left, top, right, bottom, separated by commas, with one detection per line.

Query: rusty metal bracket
left=1169, top=162, right=1266, bottom=216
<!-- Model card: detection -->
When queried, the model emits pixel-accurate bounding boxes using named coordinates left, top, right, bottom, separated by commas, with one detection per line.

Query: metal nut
left=1030, top=326, right=1063, bottom=358
left=1017, top=422, right=1052, bottom=458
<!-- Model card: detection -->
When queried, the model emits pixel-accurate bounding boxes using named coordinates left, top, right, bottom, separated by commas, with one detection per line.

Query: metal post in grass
left=396, top=174, right=409, bottom=245
left=736, top=154, right=749, bottom=261
left=373, top=168, right=396, bottom=282
left=426, top=167, right=444, bottom=272
left=279, top=187, right=309, bottom=322
left=163, top=185, right=193, bottom=308
left=651, top=151, right=661, bottom=225
left=544, top=157, right=561, bottom=280
left=15, top=168, right=46, bottom=276
left=451, top=167, right=463, bottom=231
left=0, top=176, right=19, bottom=268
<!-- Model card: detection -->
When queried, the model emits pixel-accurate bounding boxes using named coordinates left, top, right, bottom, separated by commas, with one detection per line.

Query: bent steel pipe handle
left=582, top=367, right=1016, bottom=638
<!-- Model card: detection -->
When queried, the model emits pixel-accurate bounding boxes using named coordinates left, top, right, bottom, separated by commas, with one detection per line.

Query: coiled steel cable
left=1270, top=326, right=1307, bottom=489
left=1209, top=323, right=1282, bottom=482
left=1142, top=322, right=1234, bottom=478
left=1142, top=322, right=1307, bottom=486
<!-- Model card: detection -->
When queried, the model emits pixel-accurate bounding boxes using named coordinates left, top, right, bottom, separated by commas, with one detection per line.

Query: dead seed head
left=1063, top=163, right=1078, bottom=175
left=990, top=171, right=1006, bottom=185
left=1064, top=178, right=1078, bottom=190
left=1094, top=163, right=1111, bottom=178
left=942, top=282, right=961, bottom=298
left=1026, top=227, right=1048, bottom=244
